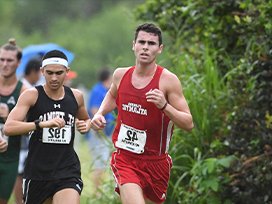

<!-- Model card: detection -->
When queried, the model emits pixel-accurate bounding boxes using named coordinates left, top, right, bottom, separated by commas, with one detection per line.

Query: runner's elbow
left=3, top=124, right=12, bottom=136
left=185, top=122, right=194, bottom=132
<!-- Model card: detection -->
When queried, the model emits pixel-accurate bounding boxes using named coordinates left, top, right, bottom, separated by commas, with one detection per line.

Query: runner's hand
left=90, top=114, right=106, bottom=131
left=40, top=118, right=66, bottom=130
left=0, top=136, right=8, bottom=153
left=145, top=88, right=167, bottom=110
left=0, top=103, right=9, bottom=121
left=75, top=118, right=91, bottom=134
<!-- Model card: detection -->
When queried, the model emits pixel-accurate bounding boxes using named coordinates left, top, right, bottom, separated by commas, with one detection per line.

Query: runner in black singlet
left=4, top=50, right=91, bottom=204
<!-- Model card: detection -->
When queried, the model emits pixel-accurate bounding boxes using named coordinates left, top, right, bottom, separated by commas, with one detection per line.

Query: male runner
left=91, top=23, right=194, bottom=204
left=4, top=49, right=91, bottom=204
left=0, top=39, right=28, bottom=204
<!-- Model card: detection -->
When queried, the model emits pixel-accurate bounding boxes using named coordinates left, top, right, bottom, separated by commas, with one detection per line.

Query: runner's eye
left=56, top=71, right=64, bottom=75
left=138, top=40, right=146, bottom=44
left=148, top=41, right=156, bottom=45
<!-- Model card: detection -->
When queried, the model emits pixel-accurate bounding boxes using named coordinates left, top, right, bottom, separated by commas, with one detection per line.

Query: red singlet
left=112, top=65, right=174, bottom=156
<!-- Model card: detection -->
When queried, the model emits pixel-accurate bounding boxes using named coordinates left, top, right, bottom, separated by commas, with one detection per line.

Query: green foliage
left=165, top=45, right=235, bottom=203
left=265, top=111, right=272, bottom=129
left=170, top=141, right=235, bottom=204
left=134, top=0, right=272, bottom=72
left=0, top=1, right=160, bottom=89
left=6, top=1, right=133, bottom=35
left=178, top=48, right=233, bottom=149
left=47, top=4, right=139, bottom=88
left=47, top=1, right=170, bottom=89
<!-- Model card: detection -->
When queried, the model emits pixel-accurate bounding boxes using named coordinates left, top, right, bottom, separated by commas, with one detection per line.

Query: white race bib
left=0, top=123, right=8, bottom=143
left=42, top=125, right=71, bottom=144
left=115, top=124, right=146, bottom=154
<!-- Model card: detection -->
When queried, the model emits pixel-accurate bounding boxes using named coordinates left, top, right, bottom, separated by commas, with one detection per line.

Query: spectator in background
left=87, top=68, right=115, bottom=192
left=13, top=59, right=41, bottom=204
left=0, top=38, right=28, bottom=204
left=20, top=59, right=41, bottom=87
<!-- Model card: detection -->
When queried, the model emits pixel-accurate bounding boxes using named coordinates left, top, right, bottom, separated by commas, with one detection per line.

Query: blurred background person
left=86, top=67, right=115, bottom=193
left=0, top=39, right=28, bottom=204
left=13, top=59, right=41, bottom=204
left=20, top=59, right=42, bottom=87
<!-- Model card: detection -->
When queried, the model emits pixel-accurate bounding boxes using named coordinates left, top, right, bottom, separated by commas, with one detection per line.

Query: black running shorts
left=23, top=177, right=83, bottom=204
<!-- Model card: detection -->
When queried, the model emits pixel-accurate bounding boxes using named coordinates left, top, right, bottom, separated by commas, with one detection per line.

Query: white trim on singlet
left=159, top=114, right=165, bottom=155
left=165, top=120, right=174, bottom=153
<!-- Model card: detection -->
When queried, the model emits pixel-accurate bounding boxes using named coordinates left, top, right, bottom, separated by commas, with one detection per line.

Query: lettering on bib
left=42, top=125, right=71, bottom=144
left=115, top=124, right=146, bottom=154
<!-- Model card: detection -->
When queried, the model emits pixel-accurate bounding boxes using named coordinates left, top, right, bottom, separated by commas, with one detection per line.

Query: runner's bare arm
left=72, top=89, right=91, bottom=134
left=146, top=69, right=193, bottom=132
left=163, top=71, right=193, bottom=131
left=90, top=68, right=127, bottom=131
left=4, top=88, right=38, bottom=135
left=4, top=88, right=67, bottom=135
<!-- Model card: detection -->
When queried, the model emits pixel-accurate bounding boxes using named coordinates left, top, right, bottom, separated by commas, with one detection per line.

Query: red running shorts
left=111, top=149, right=172, bottom=203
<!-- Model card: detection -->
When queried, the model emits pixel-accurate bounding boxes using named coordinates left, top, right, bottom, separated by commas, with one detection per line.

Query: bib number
left=115, top=124, right=146, bottom=154
left=0, top=123, right=8, bottom=143
left=43, top=125, right=71, bottom=144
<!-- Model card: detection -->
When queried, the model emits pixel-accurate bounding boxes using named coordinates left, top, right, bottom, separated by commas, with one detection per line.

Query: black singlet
left=24, top=85, right=80, bottom=180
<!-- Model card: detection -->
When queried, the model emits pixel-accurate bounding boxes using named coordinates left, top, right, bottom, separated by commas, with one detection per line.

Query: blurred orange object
left=66, top=71, right=77, bottom=79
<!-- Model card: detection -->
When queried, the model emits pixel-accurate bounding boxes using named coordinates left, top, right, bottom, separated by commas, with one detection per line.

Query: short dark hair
left=42, top=49, right=68, bottom=61
left=24, top=59, right=41, bottom=76
left=134, top=23, right=162, bottom=46
left=97, top=68, right=112, bottom=82
left=0, top=38, right=22, bottom=60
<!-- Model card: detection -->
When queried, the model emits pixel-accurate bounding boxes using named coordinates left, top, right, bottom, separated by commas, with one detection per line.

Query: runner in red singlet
left=91, top=23, right=194, bottom=204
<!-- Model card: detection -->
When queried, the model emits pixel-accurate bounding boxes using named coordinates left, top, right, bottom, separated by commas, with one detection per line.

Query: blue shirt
left=87, top=82, right=115, bottom=137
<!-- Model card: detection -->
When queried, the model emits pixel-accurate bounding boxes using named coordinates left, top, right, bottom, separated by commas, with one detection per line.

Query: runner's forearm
left=4, top=120, right=36, bottom=136
left=163, top=103, right=194, bottom=132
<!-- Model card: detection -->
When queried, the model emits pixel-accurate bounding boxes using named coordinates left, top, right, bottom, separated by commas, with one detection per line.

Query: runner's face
left=0, top=49, right=20, bottom=78
left=41, top=64, right=68, bottom=90
left=133, top=31, right=163, bottom=64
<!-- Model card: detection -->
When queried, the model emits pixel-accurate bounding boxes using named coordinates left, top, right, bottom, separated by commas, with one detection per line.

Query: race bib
left=42, top=125, right=71, bottom=144
left=115, top=124, right=146, bottom=154
left=0, top=123, right=8, bottom=143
